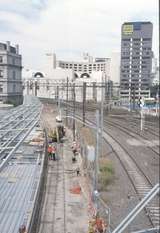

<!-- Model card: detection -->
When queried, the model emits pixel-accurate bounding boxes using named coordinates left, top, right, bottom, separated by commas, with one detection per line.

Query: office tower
left=0, top=41, right=23, bottom=105
left=120, top=22, right=153, bottom=102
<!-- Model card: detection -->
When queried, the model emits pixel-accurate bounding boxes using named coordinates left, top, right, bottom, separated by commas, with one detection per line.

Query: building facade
left=23, top=53, right=112, bottom=102
left=23, top=70, right=108, bottom=102
left=0, top=41, right=23, bottom=105
left=120, top=22, right=153, bottom=102
left=45, top=52, right=110, bottom=80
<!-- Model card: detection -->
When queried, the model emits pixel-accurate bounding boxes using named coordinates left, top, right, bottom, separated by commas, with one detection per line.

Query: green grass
left=98, top=159, right=115, bottom=190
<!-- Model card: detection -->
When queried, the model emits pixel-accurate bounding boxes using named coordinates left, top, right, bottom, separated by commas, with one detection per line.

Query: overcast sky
left=0, top=0, right=159, bottom=70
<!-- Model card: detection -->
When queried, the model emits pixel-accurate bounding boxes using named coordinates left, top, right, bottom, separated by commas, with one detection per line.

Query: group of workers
left=47, top=144, right=56, bottom=160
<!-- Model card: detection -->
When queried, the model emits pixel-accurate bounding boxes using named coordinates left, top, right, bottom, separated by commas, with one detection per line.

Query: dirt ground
left=38, top=104, right=93, bottom=233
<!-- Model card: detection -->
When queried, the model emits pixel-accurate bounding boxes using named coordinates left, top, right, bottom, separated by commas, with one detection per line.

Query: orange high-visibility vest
left=47, top=146, right=53, bottom=153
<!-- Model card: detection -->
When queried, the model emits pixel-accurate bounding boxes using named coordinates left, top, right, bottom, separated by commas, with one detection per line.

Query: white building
left=0, top=41, right=23, bottom=105
left=23, top=53, right=111, bottom=102
left=109, top=52, right=120, bottom=84
left=109, top=52, right=120, bottom=98
left=45, top=52, right=110, bottom=79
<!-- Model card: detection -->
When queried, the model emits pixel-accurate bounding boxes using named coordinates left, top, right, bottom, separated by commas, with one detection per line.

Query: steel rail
left=74, top=114, right=159, bottom=229
left=103, top=119, right=159, bottom=156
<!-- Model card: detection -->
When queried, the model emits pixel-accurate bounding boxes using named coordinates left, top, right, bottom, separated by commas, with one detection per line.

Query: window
left=13, top=70, right=16, bottom=79
left=13, top=84, right=16, bottom=92
left=133, top=38, right=140, bottom=41
left=0, top=85, right=3, bottom=93
left=122, top=39, right=130, bottom=41
left=12, top=58, right=15, bottom=65
left=0, top=70, right=3, bottom=77
left=122, top=56, right=129, bottom=59
left=143, top=38, right=151, bottom=41
left=134, top=43, right=140, bottom=46
left=142, top=56, right=150, bottom=59
left=0, top=56, right=3, bottom=63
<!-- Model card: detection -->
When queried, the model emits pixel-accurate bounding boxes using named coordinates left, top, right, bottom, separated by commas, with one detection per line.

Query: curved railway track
left=75, top=115, right=159, bottom=229
left=103, top=119, right=159, bottom=156
left=107, top=114, right=159, bottom=138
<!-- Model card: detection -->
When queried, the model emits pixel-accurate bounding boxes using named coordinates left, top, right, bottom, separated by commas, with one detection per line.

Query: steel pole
left=140, top=107, right=143, bottom=131
left=100, top=74, right=104, bottom=157
left=82, top=82, right=86, bottom=126
left=73, top=83, right=76, bottom=140
left=94, top=110, right=99, bottom=195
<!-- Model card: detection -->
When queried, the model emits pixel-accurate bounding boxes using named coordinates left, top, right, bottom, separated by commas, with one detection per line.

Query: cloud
left=0, top=0, right=158, bottom=69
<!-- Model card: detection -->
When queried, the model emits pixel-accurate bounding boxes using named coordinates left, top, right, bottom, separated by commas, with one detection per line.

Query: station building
left=23, top=53, right=111, bottom=102
left=0, top=41, right=23, bottom=105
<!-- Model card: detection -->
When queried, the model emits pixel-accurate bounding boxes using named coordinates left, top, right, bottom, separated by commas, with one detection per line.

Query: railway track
left=107, top=113, right=159, bottom=137
left=103, top=119, right=159, bottom=156
left=74, top=115, right=160, bottom=230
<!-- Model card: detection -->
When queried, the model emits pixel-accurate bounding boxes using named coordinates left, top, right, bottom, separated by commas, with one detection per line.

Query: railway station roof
left=0, top=126, right=45, bottom=233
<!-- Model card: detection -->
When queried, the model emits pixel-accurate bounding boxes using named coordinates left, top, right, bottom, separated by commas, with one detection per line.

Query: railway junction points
left=0, top=96, right=159, bottom=233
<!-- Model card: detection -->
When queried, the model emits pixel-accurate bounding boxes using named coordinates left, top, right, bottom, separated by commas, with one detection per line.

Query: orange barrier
left=69, top=186, right=81, bottom=194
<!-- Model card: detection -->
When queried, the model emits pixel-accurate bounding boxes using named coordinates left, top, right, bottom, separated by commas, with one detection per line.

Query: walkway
left=38, top=105, right=89, bottom=233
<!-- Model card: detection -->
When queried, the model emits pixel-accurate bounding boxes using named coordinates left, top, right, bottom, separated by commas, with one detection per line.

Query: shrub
left=98, top=159, right=114, bottom=190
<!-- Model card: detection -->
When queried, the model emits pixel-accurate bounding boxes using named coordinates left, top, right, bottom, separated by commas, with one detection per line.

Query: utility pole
left=35, top=80, right=37, bottom=96
left=82, top=82, right=86, bottom=126
left=66, top=77, right=69, bottom=126
left=100, top=74, right=104, bottom=157
left=94, top=110, right=100, bottom=197
left=72, top=82, right=76, bottom=140
left=132, top=87, right=136, bottom=111
left=57, top=86, right=61, bottom=117
left=140, top=97, right=145, bottom=131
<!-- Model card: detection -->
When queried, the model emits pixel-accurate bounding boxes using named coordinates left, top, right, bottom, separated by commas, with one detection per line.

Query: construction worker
left=52, top=145, right=56, bottom=161
left=95, top=213, right=104, bottom=233
left=47, top=145, right=53, bottom=160
left=19, top=225, right=26, bottom=233
left=76, top=166, right=80, bottom=176
left=71, top=141, right=77, bottom=155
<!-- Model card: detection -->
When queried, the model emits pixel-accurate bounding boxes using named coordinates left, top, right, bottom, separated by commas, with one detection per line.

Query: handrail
left=112, top=184, right=160, bottom=233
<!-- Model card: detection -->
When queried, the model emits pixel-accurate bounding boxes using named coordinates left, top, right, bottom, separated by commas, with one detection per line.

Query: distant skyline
left=0, top=0, right=159, bottom=70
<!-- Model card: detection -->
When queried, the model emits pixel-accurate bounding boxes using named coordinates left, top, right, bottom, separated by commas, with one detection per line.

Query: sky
left=0, top=0, right=159, bottom=70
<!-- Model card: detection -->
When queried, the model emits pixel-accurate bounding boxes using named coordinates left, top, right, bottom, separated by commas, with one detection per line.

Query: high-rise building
left=0, top=41, right=23, bottom=105
left=120, top=22, right=153, bottom=102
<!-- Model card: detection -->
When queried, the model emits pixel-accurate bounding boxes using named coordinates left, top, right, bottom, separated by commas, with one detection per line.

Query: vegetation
left=98, top=158, right=114, bottom=191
